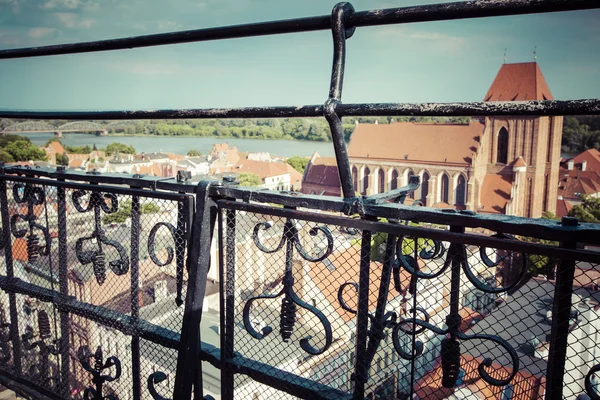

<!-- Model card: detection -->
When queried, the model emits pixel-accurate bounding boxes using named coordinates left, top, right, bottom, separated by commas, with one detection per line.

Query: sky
left=0, top=0, right=599, bottom=111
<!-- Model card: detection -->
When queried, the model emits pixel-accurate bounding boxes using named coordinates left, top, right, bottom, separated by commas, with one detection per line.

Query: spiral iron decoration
left=147, top=221, right=185, bottom=306
left=10, top=183, right=51, bottom=263
left=72, top=190, right=129, bottom=285
left=78, top=346, right=121, bottom=400
left=338, top=232, right=520, bottom=389
left=148, top=371, right=215, bottom=400
left=21, top=310, right=60, bottom=389
left=586, top=364, right=600, bottom=400
left=243, top=219, right=333, bottom=355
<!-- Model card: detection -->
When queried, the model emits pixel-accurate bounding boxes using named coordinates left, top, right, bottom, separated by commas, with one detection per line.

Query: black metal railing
left=1, top=1, right=600, bottom=399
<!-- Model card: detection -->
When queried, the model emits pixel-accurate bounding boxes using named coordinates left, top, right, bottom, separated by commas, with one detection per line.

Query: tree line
left=561, top=116, right=600, bottom=153
left=2, top=117, right=471, bottom=143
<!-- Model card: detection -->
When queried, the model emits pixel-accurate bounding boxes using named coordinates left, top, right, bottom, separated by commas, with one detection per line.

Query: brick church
left=301, top=62, right=563, bottom=218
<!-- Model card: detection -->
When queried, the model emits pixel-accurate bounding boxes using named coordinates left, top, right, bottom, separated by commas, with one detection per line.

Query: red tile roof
left=47, top=141, right=66, bottom=155
left=557, top=167, right=600, bottom=199
left=484, top=62, right=553, bottom=101
left=348, top=122, right=483, bottom=166
left=234, top=159, right=301, bottom=184
left=479, top=174, right=513, bottom=214
left=310, top=246, right=413, bottom=323
left=572, top=149, right=600, bottom=172
left=555, top=198, right=574, bottom=219
left=512, top=156, right=527, bottom=168
left=301, top=155, right=341, bottom=196
left=414, top=354, right=543, bottom=400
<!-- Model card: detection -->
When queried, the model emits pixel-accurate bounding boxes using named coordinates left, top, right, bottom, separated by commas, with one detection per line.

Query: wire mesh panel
left=0, top=176, right=191, bottom=400
left=216, top=201, right=600, bottom=400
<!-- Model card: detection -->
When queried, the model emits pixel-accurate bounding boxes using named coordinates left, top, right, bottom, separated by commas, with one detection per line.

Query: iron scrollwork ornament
left=338, top=233, right=520, bottom=388
left=72, top=190, right=129, bottom=285
left=10, top=183, right=51, bottom=263
left=148, top=371, right=215, bottom=400
left=243, top=219, right=334, bottom=355
left=148, top=221, right=184, bottom=306
left=78, top=346, right=121, bottom=400
left=21, top=310, right=60, bottom=389
left=586, top=364, right=600, bottom=400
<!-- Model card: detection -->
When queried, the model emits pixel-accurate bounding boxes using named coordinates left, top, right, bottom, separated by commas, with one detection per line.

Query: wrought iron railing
left=1, top=1, right=600, bottom=399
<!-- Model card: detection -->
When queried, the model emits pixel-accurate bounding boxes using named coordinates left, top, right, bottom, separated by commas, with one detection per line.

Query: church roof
left=301, top=155, right=341, bottom=196
left=480, top=174, right=513, bottom=214
left=484, top=62, right=553, bottom=101
left=348, top=121, right=484, bottom=166
left=512, top=156, right=527, bottom=168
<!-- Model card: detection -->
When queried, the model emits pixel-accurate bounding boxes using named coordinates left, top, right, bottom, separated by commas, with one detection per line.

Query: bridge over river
left=0, top=120, right=137, bottom=138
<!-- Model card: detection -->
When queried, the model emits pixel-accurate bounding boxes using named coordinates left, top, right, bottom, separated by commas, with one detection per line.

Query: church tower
left=479, top=62, right=563, bottom=218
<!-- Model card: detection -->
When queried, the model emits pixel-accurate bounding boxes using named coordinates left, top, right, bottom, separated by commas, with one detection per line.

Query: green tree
left=65, top=145, right=92, bottom=154
left=286, top=156, right=309, bottom=173
left=0, top=150, right=15, bottom=163
left=187, top=149, right=202, bottom=157
left=569, top=195, right=600, bottom=223
left=238, top=173, right=262, bottom=187
left=106, top=142, right=136, bottom=156
left=56, top=152, right=69, bottom=166
left=2, top=140, right=47, bottom=162
left=102, top=200, right=160, bottom=224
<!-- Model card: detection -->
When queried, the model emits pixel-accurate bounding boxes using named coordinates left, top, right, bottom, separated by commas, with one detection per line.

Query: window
left=455, top=174, right=466, bottom=205
left=440, top=173, right=449, bottom=203
left=352, top=166, right=358, bottom=191
left=421, top=172, right=430, bottom=205
left=497, top=127, right=509, bottom=164
left=391, top=169, right=398, bottom=190
left=378, top=169, right=385, bottom=193
left=363, top=167, right=370, bottom=195
left=407, top=169, right=415, bottom=198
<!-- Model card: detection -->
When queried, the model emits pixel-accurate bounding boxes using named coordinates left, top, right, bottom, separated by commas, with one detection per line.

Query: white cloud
left=54, top=12, right=95, bottom=28
left=28, top=27, right=59, bottom=38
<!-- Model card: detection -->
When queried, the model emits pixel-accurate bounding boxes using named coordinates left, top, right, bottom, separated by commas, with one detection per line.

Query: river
left=26, top=132, right=336, bottom=158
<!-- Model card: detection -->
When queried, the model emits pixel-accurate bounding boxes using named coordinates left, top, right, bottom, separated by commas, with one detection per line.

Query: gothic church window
left=497, top=127, right=509, bottom=164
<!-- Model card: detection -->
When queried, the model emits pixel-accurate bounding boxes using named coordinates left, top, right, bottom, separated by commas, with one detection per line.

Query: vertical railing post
left=439, top=225, right=465, bottom=390
left=353, top=222, right=372, bottom=399
left=174, top=180, right=219, bottom=399
left=56, top=169, right=71, bottom=398
left=130, top=193, right=141, bottom=399
left=0, top=176, right=21, bottom=374
left=325, top=2, right=356, bottom=201
left=546, top=216, right=578, bottom=400
left=219, top=207, right=236, bottom=400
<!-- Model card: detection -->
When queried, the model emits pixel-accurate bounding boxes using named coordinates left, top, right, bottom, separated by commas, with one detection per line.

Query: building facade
left=304, top=62, right=563, bottom=218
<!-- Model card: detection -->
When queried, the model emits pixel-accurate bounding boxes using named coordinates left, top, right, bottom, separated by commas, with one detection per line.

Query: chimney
left=567, top=159, right=574, bottom=170
left=582, top=160, right=587, bottom=171
left=153, top=280, right=169, bottom=302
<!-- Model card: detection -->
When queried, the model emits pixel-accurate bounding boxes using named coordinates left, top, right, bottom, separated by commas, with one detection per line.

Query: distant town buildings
left=556, top=149, right=600, bottom=218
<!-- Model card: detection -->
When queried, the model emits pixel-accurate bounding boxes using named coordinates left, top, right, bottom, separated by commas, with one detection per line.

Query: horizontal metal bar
left=217, top=199, right=600, bottom=263
left=1, top=166, right=197, bottom=195
left=0, top=371, right=62, bottom=400
left=364, top=176, right=419, bottom=204
left=0, top=276, right=180, bottom=349
left=0, top=275, right=349, bottom=400
left=0, top=0, right=595, bottom=59
left=2, top=174, right=191, bottom=202
left=1, top=99, right=599, bottom=121
left=199, top=343, right=351, bottom=400
left=338, top=99, right=600, bottom=117
left=211, top=186, right=600, bottom=245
